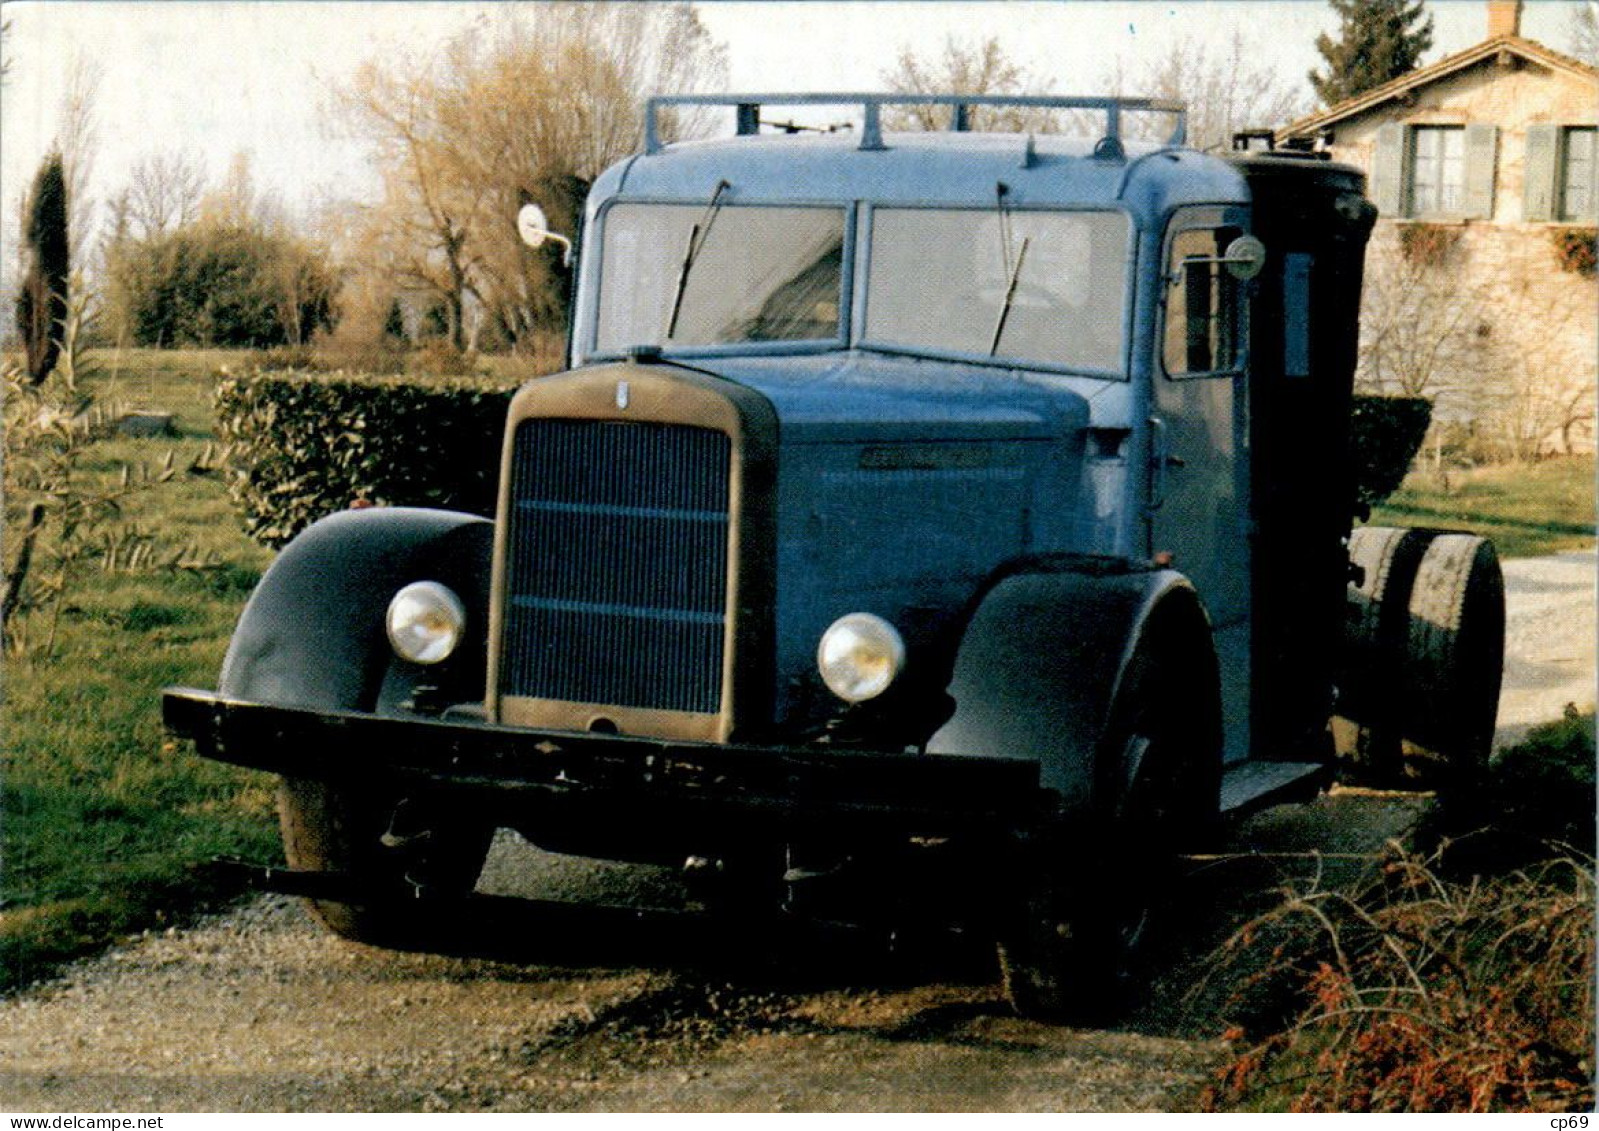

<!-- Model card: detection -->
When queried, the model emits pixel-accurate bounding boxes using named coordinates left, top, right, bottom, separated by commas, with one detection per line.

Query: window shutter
left=1371, top=123, right=1406, bottom=218
left=1587, top=131, right=1598, bottom=221
left=1523, top=124, right=1558, bottom=221
left=1463, top=125, right=1498, bottom=220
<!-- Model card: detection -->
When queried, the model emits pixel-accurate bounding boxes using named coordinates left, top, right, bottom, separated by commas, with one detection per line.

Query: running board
left=1220, top=760, right=1331, bottom=818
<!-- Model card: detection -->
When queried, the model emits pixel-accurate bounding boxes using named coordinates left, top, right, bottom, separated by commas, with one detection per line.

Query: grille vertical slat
left=501, top=419, right=732, bottom=715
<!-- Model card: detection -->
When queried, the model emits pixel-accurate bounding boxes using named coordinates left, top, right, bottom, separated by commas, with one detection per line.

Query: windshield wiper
left=990, top=235, right=1030, bottom=356
left=666, top=179, right=731, bottom=340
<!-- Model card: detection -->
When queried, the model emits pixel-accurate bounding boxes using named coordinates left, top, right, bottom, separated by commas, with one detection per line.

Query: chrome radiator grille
left=500, top=418, right=732, bottom=714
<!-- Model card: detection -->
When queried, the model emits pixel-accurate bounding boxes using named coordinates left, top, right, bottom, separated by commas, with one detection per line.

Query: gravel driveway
left=2, top=792, right=1426, bottom=1113
left=1496, top=548, right=1596, bottom=744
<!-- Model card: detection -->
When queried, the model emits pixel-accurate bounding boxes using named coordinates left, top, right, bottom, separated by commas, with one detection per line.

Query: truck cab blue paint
left=566, top=110, right=1258, bottom=748
left=694, top=352, right=1092, bottom=727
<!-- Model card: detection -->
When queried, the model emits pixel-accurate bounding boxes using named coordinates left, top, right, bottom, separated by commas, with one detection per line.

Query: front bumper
left=161, top=688, right=1047, bottom=846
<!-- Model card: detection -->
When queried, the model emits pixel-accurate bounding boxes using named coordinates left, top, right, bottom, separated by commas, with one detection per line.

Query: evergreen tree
left=1309, top=0, right=1435, bottom=106
left=15, top=153, right=70, bottom=384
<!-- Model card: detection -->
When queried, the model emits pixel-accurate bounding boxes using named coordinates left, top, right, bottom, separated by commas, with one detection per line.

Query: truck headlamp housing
left=386, top=581, right=466, bottom=665
left=817, top=613, right=905, bottom=703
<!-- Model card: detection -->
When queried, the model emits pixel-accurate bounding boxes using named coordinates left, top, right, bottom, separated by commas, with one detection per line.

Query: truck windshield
left=864, top=208, right=1130, bottom=374
left=597, top=203, right=846, bottom=352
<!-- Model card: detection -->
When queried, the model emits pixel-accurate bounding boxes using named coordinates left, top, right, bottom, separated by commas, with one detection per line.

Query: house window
left=1560, top=126, right=1596, bottom=221
left=1408, top=126, right=1466, bottom=216
left=1373, top=122, right=1496, bottom=221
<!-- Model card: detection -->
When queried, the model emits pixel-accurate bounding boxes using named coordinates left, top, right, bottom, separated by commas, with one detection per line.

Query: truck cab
left=165, top=94, right=1504, bottom=1020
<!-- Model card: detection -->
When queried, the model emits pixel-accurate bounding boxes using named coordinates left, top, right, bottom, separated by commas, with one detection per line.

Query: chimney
left=1487, top=0, right=1523, bottom=38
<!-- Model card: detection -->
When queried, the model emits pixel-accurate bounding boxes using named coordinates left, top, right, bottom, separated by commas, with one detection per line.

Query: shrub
left=215, top=370, right=518, bottom=547
left=1550, top=228, right=1597, bottom=278
left=406, top=340, right=479, bottom=377
left=1204, top=714, right=1597, bottom=1112
left=1397, top=222, right=1460, bottom=267
left=1349, top=394, right=1432, bottom=508
left=1202, top=847, right=1594, bottom=1112
left=221, top=377, right=1428, bottom=546
left=106, top=221, right=339, bottom=349
left=254, top=346, right=320, bottom=373
left=1436, top=708, right=1598, bottom=872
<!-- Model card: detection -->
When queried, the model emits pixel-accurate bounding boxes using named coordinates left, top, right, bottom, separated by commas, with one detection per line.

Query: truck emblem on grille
left=616, top=380, right=630, bottom=410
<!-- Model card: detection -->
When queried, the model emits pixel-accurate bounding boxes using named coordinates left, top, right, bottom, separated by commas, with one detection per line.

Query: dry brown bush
left=1201, top=843, right=1594, bottom=1112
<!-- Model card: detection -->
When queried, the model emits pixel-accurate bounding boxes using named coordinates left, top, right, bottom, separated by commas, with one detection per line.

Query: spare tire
left=1334, top=526, right=1505, bottom=790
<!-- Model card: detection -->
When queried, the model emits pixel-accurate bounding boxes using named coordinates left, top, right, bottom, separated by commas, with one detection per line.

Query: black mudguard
left=219, top=507, right=494, bottom=713
left=927, top=560, right=1220, bottom=816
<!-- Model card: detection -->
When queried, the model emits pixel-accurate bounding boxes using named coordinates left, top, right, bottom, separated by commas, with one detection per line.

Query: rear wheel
left=278, top=776, right=493, bottom=946
left=1336, top=527, right=1504, bottom=792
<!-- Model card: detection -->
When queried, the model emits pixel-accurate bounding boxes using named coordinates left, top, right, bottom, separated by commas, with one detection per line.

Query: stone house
left=1279, top=0, right=1597, bottom=457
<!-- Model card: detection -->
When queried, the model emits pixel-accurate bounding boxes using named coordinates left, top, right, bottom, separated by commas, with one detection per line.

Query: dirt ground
left=0, top=550, right=1587, bottom=1113
left=0, top=791, right=1427, bottom=1113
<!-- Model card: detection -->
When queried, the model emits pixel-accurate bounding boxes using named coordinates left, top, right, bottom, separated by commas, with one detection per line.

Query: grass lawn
left=2, top=349, right=280, bottom=992
left=1370, top=456, right=1596, bottom=558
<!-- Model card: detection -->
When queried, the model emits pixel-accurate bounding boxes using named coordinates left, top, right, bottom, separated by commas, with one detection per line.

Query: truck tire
left=1336, top=526, right=1504, bottom=791
left=278, top=777, right=492, bottom=947
left=998, top=628, right=1217, bottom=1022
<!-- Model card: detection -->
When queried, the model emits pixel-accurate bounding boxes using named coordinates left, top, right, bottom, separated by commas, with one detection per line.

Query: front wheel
left=278, top=776, right=493, bottom=947
left=997, top=770, right=1193, bottom=1023
left=999, top=628, right=1219, bottom=1022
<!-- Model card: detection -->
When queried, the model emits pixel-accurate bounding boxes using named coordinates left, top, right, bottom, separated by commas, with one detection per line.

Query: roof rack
left=643, top=93, right=1188, bottom=157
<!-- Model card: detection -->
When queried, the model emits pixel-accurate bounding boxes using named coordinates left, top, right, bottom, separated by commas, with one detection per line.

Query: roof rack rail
left=643, top=93, right=1188, bottom=156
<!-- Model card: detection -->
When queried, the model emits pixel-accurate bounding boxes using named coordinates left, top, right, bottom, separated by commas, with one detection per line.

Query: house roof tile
left=1283, top=35, right=1598, bottom=138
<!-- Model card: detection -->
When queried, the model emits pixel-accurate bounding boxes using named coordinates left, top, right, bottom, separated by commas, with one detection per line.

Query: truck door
left=1150, top=212, right=1252, bottom=765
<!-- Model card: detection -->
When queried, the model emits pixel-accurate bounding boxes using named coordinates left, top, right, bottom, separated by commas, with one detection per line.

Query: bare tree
left=332, top=2, right=727, bottom=353
left=332, top=58, right=490, bottom=351
left=1468, top=237, right=1597, bottom=459
left=1356, top=229, right=1487, bottom=401
left=54, top=53, right=103, bottom=264
left=1359, top=228, right=1596, bottom=462
left=199, top=150, right=288, bottom=231
left=879, top=35, right=1056, bottom=132
left=123, top=150, right=207, bottom=239
left=1570, top=1, right=1599, bottom=65
left=1107, top=31, right=1308, bottom=152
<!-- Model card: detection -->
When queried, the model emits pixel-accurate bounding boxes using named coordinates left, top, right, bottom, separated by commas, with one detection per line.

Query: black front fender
left=219, top=507, right=494, bottom=713
left=927, top=559, right=1218, bottom=814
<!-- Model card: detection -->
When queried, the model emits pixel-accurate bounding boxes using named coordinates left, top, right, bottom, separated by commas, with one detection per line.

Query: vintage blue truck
left=163, top=93, right=1504, bottom=1020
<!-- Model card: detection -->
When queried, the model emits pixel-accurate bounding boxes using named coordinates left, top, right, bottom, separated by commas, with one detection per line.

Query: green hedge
left=1349, top=394, right=1431, bottom=509
left=218, top=374, right=1432, bottom=549
left=215, top=371, right=517, bottom=547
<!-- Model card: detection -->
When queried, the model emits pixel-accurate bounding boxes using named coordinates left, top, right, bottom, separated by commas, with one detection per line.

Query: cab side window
left=1163, top=227, right=1242, bottom=377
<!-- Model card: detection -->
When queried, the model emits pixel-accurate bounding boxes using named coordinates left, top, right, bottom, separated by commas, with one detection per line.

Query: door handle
left=1149, top=416, right=1170, bottom=511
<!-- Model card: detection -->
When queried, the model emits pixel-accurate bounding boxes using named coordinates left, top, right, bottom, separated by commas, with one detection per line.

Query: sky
left=0, top=0, right=1589, bottom=250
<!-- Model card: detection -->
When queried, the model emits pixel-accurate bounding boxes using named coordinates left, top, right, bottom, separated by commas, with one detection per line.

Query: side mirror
left=1164, top=234, right=1267, bottom=289
left=1221, top=235, right=1266, bottom=280
left=517, top=204, right=574, bottom=267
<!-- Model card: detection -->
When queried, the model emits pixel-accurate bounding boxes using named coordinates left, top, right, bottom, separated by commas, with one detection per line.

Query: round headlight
left=817, top=613, right=905, bottom=703
left=386, top=581, right=466, bottom=665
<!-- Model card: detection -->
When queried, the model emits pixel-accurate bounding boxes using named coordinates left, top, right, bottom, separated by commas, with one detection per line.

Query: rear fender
left=219, top=507, right=494, bottom=713
left=927, top=560, right=1219, bottom=816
